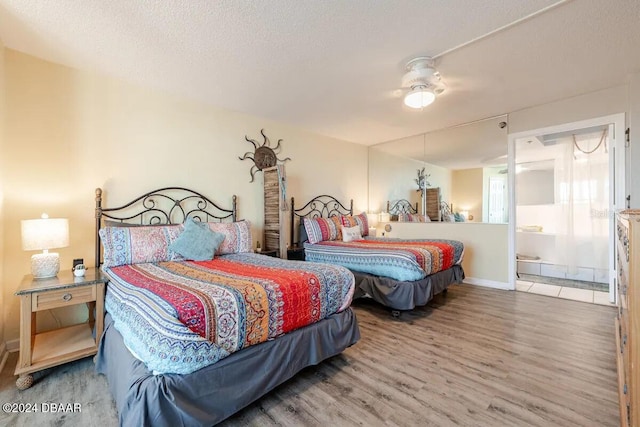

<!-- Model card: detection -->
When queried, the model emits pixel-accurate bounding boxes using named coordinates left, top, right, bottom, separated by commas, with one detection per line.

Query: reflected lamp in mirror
left=21, top=214, right=69, bottom=279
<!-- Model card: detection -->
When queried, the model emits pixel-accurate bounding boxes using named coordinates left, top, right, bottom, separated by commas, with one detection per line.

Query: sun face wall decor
left=239, top=129, right=292, bottom=182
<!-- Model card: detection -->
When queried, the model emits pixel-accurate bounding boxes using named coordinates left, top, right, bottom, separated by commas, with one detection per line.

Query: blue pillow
left=169, top=218, right=225, bottom=261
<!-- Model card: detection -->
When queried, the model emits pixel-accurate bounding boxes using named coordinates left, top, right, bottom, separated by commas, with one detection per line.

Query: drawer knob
left=62, top=293, right=72, bottom=302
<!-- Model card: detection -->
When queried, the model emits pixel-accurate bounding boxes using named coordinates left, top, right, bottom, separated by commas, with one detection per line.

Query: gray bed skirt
left=96, top=309, right=360, bottom=427
left=352, top=265, right=465, bottom=311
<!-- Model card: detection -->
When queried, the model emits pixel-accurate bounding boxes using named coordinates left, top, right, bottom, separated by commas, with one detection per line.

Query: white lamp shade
left=21, top=218, right=69, bottom=251
left=21, top=216, right=69, bottom=278
left=404, top=86, right=436, bottom=109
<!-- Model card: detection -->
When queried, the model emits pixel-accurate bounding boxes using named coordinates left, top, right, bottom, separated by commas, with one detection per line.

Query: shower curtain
left=554, top=130, right=609, bottom=275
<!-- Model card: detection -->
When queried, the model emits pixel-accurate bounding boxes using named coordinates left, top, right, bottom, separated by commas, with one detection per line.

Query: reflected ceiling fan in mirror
left=401, top=57, right=446, bottom=109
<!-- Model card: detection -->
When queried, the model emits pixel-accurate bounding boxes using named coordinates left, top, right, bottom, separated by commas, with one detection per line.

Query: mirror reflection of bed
left=291, top=194, right=465, bottom=317
left=386, top=199, right=418, bottom=221
left=386, top=196, right=469, bottom=223
left=368, top=115, right=509, bottom=224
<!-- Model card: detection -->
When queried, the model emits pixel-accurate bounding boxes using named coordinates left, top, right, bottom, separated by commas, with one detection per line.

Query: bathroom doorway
left=487, top=175, right=508, bottom=223
left=507, top=114, right=626, bottom=304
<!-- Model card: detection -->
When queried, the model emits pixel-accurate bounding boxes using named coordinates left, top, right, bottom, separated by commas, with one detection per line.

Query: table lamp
left=21, top=214, right=69, bottom=279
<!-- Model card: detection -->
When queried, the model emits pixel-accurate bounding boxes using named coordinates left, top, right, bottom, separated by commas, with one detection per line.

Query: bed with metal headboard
left=291, top=193, right=465, bottom=317
left=290, top=194, right=353, bottom=249
left=387, top=199, right=418, bottom=216
left=94, top=186, right=237, bottom=266
left=93, top=187, right=359, bottom=426
left=386, top=199, right=420, bottom=222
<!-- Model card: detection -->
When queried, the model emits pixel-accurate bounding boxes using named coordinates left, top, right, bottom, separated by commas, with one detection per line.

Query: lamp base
left=31, top=252, right=60, bottom=279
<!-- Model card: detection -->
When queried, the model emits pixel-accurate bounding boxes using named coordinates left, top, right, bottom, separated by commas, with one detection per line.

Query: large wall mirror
left=368, top=115, right=509, bottom=223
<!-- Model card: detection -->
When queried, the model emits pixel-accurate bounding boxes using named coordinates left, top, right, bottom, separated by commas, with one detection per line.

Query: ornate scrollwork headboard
left=290, top=195, right=353, bottom=247
left=95, top=187, right=237, bottom=265
left=440, top=200, right=453, bottom=220
left=386, top=199, right=419, bottom=217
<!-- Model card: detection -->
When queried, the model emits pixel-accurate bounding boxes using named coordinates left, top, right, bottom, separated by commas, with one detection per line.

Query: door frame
left=507, top=113, right=626, bottom=303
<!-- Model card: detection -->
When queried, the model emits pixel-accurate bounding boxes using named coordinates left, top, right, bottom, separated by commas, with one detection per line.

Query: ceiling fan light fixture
left=404, top=85, right=436, bottom=109
left=401, top=56, right=445, bottom=109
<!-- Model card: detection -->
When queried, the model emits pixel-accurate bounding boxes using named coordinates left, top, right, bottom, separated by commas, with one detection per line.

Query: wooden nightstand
left=14, top=268, right=106, bottom=390
left=287, top=246, right=305, bottom=261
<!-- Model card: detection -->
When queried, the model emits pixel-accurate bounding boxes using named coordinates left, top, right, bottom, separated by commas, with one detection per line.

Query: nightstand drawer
left=32, top=285, right=96, bottom=311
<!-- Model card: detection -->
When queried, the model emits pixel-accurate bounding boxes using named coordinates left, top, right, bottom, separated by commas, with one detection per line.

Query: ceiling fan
left=401, top=57, right=446, bottom=109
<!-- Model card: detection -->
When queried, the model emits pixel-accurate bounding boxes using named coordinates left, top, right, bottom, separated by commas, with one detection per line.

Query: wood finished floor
left=0, top=284, right=619, bottom=427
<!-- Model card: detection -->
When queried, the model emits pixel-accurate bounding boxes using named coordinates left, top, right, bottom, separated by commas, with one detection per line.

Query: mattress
left=103, top=252, right=355, bottom=374
left=304, top=237, right=464, bottom=281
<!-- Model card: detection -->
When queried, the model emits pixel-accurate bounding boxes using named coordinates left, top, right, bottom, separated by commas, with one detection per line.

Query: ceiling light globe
left=404, top=87, right=436, bottom=109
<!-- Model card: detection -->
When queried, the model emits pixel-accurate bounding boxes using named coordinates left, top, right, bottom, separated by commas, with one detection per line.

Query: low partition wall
left=378, top=222, right=510, bottom=289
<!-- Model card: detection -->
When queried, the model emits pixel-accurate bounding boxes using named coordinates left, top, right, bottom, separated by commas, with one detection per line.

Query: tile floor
left=516, top=279, right=614, bottom=306
left=518, top=273, right=608, bottom=292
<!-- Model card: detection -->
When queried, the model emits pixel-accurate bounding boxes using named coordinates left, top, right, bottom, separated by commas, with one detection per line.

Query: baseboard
left=0, top=342, right=8, bottom=374
left=464, top=277, right=512, bottom=290
left=6, top=338, right=19, bottom=352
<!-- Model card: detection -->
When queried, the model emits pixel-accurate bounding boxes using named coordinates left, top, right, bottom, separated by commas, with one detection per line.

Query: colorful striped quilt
left=304, top=238, right=464, bottom=281
left=104, top=253, right=355, bottom=374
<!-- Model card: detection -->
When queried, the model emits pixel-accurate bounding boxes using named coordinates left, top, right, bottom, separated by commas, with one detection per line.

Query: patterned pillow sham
left=341, top=212, right=369, bottom=237
left=99, top=224, right=185, bottom=267
left=303, top=216, right=343, bottom=244
left=206, top=220, right=253, bottom=254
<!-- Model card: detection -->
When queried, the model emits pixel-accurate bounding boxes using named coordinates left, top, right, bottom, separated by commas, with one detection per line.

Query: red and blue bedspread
left=104, top=253, right=355, bottom=375
left=304, top=238, right=464, bottom=281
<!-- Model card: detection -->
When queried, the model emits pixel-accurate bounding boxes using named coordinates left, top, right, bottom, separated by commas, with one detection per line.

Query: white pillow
left=341, top=225, right=362, bottom=242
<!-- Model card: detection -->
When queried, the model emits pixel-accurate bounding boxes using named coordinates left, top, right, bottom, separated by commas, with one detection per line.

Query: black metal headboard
left=440, top=200, right=453, bottom=220
left=290, top=195, right=353, bottom=247
left=387, top=199, right=418, bottom=216
left=95, top=187, right=237, bottom=266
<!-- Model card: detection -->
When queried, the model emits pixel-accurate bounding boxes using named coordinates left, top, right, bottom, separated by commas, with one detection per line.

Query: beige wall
left=378, top=222, right=509, bottom=286
left=0, top=41, right=5, bottom=352
left=451, top=168, right=483, bottom=221
left=1, top=50, right=368, bottom=343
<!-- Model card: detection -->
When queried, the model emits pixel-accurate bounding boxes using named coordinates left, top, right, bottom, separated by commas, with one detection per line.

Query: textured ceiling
left=1, top=0, right=639, bottom=165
